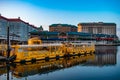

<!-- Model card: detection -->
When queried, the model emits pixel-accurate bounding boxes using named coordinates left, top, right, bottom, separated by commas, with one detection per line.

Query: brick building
left=49, top=24, right=77, bottom=32
left=30, top=23, right=117, bottom=42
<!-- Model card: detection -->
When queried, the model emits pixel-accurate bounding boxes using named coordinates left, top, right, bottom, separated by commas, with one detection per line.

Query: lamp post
left=7, top=26, right=11, bottom=59
left=91, top=33, right=92, bottom=43
left=6, top=25, right=11, bottom=80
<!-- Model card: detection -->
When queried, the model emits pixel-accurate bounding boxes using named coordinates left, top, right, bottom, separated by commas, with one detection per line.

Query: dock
left=0, top=56, right=6, bottom=61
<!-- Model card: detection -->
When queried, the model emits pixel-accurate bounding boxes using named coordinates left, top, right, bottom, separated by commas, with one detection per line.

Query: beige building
left=78, top=22, right=116, bottom=35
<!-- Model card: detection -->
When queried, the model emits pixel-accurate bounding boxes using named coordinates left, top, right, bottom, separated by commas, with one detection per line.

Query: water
left=0, top=46, right=120, bottom=80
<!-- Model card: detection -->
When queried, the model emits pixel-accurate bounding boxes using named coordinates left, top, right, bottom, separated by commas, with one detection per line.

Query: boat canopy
left=18, top=43, right=63, bottom=48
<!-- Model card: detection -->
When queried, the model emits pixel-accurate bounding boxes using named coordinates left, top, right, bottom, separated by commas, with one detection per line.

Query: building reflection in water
left=0, top=46, right=117, bottom=79
left=94, top=46, right=117, bottom=66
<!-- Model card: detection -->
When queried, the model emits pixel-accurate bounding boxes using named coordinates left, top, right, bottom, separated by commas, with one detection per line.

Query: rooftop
left=0, top=15, right=8, bottom=21
left=78, top=22, right=116, bottom=26
left=0, top=15, right=37, bottom=29
left=30, top=30, right=59, bottom=35
left=49, top=24, right=77, bottom=28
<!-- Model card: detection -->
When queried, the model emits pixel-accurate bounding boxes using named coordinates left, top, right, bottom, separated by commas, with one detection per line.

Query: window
left=18, top=48, right=23, bottom=52
left=88, top=27, right=93, bottom=33
left=97, top=27, right=102, bottom=34
left=0, top=27, right=1, bottom=32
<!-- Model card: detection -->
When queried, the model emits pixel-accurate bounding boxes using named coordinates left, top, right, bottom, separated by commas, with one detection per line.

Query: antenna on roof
left=18, top=17, right=20, bottom=19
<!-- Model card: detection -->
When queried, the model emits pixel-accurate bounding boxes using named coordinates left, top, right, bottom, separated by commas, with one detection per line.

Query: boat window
left=33, top=41, right=40, bottom=44
left=51, top=47, right=55, bottom=52
left=18, top=48, right=23, bottom=52
left=24, top=46, right=50, bottom=51
left=18, top=47, right=29, bottom=52
left=11, top=48, right=15, bottom=55
left=42, top=47, right=49, bottom=51
left=27, top=47, right=41, bottom=51
left=79, top=45, right=82, bottom=47
left=24, top=52, right=28, bottom=57
left=82, top=45, right=86, bottom=47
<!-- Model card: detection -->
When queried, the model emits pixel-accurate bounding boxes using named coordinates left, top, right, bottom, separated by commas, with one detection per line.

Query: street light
left=6, top=22, right=11, bottom=59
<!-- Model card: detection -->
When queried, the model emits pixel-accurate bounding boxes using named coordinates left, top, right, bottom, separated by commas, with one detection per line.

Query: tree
left=38, top=25, right=43, bottom=31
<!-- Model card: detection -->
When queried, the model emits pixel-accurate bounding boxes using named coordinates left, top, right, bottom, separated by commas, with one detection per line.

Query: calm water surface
left=0, top=46, right=120, bottom=80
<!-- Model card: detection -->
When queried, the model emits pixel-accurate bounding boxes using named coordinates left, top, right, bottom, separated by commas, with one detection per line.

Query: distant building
left=37, top=25, right=43, bottom=31
left=0, top=15, right=8, bottom=42
left=49, top=24, right=77, bottom=32
left=30, top=30, right=117, bottom=42
left=0, top=15, right=37, bottom=43
left=78, top=22, right=116, bottom=35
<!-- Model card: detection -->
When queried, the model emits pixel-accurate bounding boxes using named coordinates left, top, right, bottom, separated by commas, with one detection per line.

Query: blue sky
left=0, top=0, right=120, bottom=36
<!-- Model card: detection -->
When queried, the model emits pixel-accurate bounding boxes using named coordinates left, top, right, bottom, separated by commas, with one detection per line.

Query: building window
left=97, top=27, right=102, bottom=34
left=88, top=27, right=93, bottom=33
left=0, top=27, right=1, bottom=32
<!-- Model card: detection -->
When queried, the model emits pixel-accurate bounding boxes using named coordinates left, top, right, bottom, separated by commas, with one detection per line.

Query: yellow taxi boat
left=3, top=37, right=95, bottom=63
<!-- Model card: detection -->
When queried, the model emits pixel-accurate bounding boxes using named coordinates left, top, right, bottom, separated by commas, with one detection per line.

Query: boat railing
left=18, top=43, right=63, bottom=48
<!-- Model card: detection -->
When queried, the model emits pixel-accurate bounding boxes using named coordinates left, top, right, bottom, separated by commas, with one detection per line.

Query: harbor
left=0, top=46, right=119, bottom=80
left=0, top=23, right=119, bottom=80
left=0, top=37, right=95, bottom=63
left=0, top=0, right=120, bottom=80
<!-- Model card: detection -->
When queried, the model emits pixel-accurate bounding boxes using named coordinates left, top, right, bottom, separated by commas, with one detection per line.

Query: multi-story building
left=0, top=15, right=37, bottom=43
left=49, top=24, right=77, bottom=32
left=8, top=17, right=37, bottom=42
left=78, top=22, right=116, bottom=35
left=30, top=22, right=117, bottom=42
left=30, top=30, right=118, bottom=43
left=30, top=30, right=88, bottom=41
left=0, top=15, right=8, bottom=41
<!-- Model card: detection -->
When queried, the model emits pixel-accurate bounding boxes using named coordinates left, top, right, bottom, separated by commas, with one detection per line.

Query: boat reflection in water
left=0, top=46, right=117, bottom=80
left=11, top=53, right=95, bottom=78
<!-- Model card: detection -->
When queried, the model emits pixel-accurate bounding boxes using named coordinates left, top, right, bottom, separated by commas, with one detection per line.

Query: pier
left=0, top=56, right=6, bottom=61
